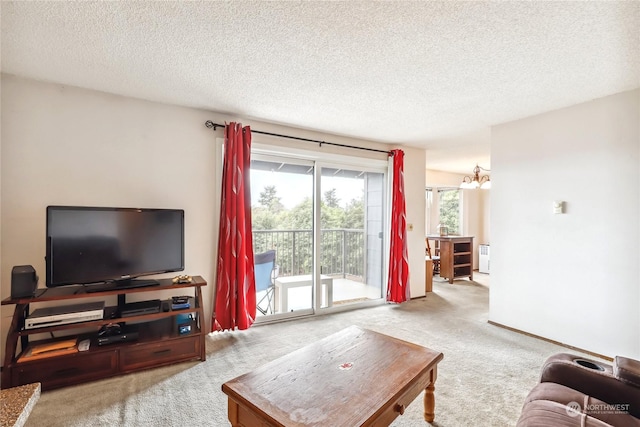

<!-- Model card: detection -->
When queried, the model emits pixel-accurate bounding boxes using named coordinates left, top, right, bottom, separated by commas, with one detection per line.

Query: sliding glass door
left=251, top=151, right=387, bottom=320
left=319, top=166, right=385, bottom=308
left=250, top=155, right=315, bottom=317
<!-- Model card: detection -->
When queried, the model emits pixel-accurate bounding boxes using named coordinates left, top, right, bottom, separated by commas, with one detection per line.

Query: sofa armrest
left=615, top=356, right=640, bottom=388
left=539, top=353, right=640, bottom=418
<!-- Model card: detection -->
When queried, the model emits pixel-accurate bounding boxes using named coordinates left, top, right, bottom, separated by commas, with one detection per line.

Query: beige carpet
left=24, top=276, right=599, bottom=426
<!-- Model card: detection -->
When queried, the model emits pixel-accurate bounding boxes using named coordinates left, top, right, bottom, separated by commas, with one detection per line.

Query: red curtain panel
left=387, top=149, right=410, bottom=303
left=212, top=123, right=256, bottom=331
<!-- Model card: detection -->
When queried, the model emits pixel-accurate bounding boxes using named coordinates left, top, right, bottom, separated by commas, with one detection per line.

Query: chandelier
left=460, top=164, right=491, bottom=189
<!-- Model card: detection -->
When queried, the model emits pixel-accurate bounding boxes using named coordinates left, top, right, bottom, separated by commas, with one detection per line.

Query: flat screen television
left=46, top=206, right=184, bottom=290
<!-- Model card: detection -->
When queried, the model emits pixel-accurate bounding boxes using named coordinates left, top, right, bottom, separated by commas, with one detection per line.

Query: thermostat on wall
left=553, top=201, right=565, bottom=214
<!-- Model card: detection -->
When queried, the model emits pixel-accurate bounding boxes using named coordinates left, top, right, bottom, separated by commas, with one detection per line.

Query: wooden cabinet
left=1, top=277, right=207, bottom=391
left=119, top=334, right=200, bottom=372
left=426, top=236, right=474, bottom=284
left=11, top=350, right=118, bottom=389
left=425, top=258, right=433, bottom=293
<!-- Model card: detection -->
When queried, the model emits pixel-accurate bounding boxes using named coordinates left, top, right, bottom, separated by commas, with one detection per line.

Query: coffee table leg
left=227, top=398, right=240, bottom=426
left=423, top=368, right=437, bottom=422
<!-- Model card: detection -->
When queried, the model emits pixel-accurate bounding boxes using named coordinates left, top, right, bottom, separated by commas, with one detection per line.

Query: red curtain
left=387, top=149, right=410, bottom=303
left=212, top=123, right=256, bottom=331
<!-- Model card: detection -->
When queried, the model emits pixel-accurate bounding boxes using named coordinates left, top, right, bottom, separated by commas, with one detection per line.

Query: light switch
left=407, top=223, right=414, bottom=231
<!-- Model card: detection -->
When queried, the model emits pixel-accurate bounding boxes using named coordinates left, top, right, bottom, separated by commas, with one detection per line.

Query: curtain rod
left=204, top=121, right=391, bottom=155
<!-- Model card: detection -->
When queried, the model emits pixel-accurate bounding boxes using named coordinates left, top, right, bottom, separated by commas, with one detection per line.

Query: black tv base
left=84, top=279, right=160, bottom=293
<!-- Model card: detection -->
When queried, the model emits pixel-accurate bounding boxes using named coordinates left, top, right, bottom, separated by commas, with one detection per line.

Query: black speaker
left=11, top=265, right=38, bottom=298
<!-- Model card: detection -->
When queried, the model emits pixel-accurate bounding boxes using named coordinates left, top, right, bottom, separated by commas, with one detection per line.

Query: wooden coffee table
left=222, top=326, right=444, bottom=426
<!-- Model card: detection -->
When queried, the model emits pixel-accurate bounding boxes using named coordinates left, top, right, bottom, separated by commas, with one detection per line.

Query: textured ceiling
left=1, top=1, right=639, bottom=173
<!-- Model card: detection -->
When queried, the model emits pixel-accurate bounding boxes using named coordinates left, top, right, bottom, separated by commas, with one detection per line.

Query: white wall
left=0, top=75, right=220, bottom=362
left=490, top=89, right=640, bottom=358
left=0, top=75, right=426, bottom=360
left=402, top=147, right=427, bottom=298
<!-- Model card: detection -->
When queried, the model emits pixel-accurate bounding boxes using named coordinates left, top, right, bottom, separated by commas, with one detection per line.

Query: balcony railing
left=253, top=229, right=364, bottom=279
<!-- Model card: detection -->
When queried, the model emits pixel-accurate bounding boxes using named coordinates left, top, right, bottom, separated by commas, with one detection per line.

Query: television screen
left=46, top=206, right=184, bottom=288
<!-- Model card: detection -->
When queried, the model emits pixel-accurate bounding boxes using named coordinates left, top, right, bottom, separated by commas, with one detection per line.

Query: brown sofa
left=517, top=353, right=640, bottom=426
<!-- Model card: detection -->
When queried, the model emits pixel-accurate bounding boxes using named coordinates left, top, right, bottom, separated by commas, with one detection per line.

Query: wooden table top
left=222, top=325, right=443, bottom=426
left=426, top=235, right=474, bottom=241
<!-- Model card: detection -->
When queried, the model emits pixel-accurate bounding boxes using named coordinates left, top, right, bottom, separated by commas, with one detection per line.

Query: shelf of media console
left=19, top=319, right=200, bottom=356
left=1, top=276, right=207, bottom=337
left=1, top=277, right=206, bottom=305
left=15, top=304, right=199, bottom=336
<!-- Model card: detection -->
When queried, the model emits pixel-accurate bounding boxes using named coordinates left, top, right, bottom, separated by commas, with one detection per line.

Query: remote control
left=78, top=339, right=91, bottom=351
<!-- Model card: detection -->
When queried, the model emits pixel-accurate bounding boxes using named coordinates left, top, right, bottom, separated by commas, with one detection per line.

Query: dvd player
left=121, top=299, right=161, bottom=317
left=25, top=301, right=105, bottom=329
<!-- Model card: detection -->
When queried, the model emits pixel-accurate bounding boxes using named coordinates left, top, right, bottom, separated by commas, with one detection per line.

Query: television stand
left=1, top=276, right=207, bottom=391
left=84, top=278, right=160, bottom=293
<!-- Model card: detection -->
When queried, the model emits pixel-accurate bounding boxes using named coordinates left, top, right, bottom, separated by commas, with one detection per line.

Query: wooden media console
left=1, top=276, right=207, bottom=391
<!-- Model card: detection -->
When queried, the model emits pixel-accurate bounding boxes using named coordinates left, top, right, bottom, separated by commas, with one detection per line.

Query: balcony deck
left=253, top=228, right=384, bottom=316
left=257, top=276, right=382, bottom=315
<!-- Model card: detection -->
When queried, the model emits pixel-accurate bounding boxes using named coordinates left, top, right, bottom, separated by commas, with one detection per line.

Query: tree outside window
left=438, top=188, right=460, bottom=235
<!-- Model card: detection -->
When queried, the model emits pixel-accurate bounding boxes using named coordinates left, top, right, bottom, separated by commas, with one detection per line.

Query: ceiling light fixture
left=460, top=164, right=491, bottom=189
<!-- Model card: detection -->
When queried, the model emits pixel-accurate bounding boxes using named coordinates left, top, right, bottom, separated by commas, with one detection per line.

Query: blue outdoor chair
left=254, top=250, right=277, bottom=315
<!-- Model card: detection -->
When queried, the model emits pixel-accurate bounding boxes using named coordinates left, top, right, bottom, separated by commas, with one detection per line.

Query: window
left=426, top=187, right=461, bottom=235
left=425, top=188, right=433, bottom=234
left=438, top=188, right=460, bottom=235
